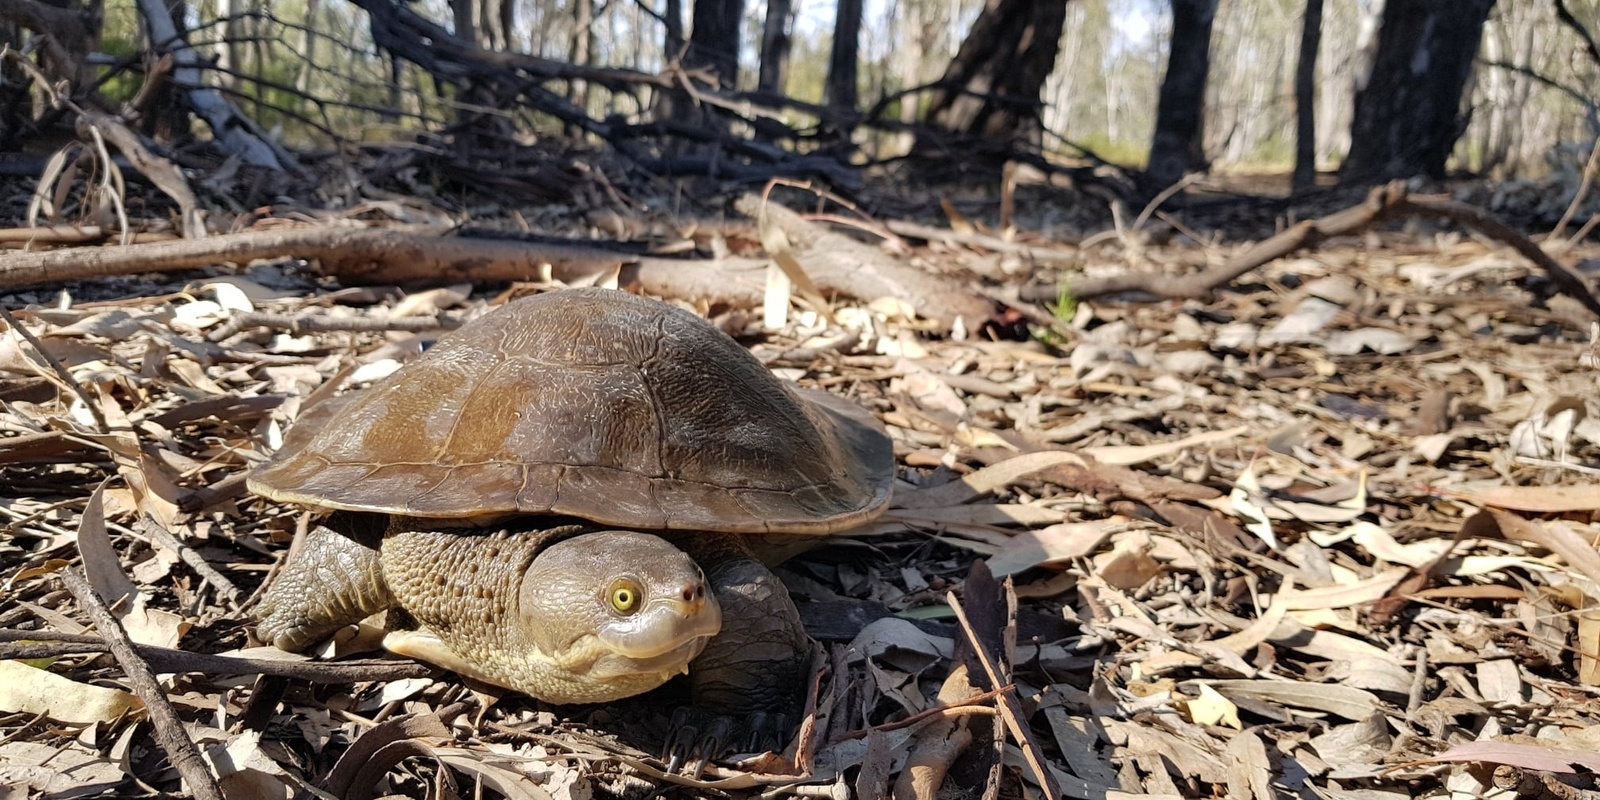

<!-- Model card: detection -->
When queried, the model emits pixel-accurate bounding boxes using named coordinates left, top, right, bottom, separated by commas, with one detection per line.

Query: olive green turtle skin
left=252, top=287, right=894, bottom=739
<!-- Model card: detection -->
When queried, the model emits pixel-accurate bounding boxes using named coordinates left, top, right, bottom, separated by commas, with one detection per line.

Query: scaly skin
left=256, top=513, right=392, bottom=652
left=257, top=517, right=721, bottom=705
left=257, top=518, right=813, bottom=752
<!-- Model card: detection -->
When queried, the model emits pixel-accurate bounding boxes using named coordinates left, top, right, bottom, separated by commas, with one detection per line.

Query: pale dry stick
left=1568, top=213, right=1600, bottom=248
left=836, top=684, right=1007, bottom=740
left=57, top=568, right=226, bottom=800
left=881, top=220, right=1080, bottom=265
left=764, top=176, right=914, bottom=252
left=134, top=515, right=243, bottom=605
left=0, top=629, right=431, bottom=683
left=946, top=592, right=1062, bottom=800
left=210, top=311, right=462, bottom=342
left=1407, top=648, right=1428, bottom=717
left=0, top=225, right=106, bottom=244
left=1550, top=133, right=1600, bottom=242
left=1131, top=172, right=1202, bottom=233
left=0, top=306, right=108, bottom=433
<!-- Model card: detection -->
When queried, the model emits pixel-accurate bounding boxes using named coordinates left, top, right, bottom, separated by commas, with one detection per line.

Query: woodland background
left=6, top=0, right=1600, bottom=214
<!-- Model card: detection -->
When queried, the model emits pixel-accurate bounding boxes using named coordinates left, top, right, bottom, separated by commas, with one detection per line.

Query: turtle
left=251, top=286, right=894, bottom=753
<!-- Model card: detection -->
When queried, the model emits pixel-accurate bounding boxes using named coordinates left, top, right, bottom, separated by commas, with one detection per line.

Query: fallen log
left=0, top=223, right=992, bottom=330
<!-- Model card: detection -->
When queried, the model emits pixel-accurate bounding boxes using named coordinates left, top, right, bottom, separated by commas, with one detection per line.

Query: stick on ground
left=59, top=568, right=227, bottom=800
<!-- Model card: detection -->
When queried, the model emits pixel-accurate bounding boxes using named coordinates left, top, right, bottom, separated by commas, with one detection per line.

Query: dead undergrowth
left=5, top=172, right=1600, bottom=800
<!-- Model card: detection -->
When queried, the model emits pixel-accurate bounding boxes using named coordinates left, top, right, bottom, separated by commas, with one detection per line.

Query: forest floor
left=3, top=163, right=1600, bottom=800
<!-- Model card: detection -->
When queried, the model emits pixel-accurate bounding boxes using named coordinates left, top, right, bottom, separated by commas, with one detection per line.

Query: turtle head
left=517, top=530, right=721, bottom=702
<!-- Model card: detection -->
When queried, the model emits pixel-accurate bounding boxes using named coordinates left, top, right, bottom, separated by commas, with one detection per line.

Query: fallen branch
left=883, top=219, right=1082, bottom=265
left=0, top=628, right=433, bottom=683
left=1042, top=182, right=1600, bottom=321
left=1, top=222, right=991, bottom=331
left=210, top=310, right=463, bottom=342
left=733, top=195, right=993, bottom=329
left=141, top=515, right=242, bottom=605
left=135, top=0, right=293, bottom=172
left=59, top=568, right=226, bottom=800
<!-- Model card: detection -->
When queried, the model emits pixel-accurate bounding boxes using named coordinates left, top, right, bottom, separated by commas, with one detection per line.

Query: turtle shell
left=248, top=287, right=894, bottom=535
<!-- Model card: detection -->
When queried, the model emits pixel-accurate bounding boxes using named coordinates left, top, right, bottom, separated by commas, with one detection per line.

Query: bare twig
left=0, top=306, right=108, bottom=433
left=58, top=568, right=226, bottom=800
left=1550, top=133, right=1600, bottom=242
left=209, top=310, right=462, bottom=342
left=0, top=628, right=432, bottom=683
left=947, top=583, right=1061, bottom=800
left=836, top=684, right=1006, bottom=740
left=882, top=220, right=1080, bottom=265
left=1037, top=182, right=1600, bottom=322
left=0, top=222, right=990, bottom=331
left=139, top=515, right=243, bottom=605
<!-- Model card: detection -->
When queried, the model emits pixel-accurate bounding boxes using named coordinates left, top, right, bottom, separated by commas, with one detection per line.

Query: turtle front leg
left=257, top=512, right=396, bottom=652
left=671, top=536, right=814, bottom=765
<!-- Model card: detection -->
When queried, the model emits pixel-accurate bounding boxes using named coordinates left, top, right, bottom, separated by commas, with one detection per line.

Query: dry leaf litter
left=3, top=214, right=1600, bottom=800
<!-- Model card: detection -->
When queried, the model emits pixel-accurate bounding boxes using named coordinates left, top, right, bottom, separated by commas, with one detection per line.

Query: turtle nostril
left=682, top=584, right=699, bottom=603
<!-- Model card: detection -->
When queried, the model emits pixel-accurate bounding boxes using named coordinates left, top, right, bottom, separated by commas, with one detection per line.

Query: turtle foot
left=257, top=515, right=394, bottom=652
left=662, top=707, right=790, bottom=774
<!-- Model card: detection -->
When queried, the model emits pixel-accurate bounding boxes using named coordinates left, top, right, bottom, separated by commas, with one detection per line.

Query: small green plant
left=1047, top=282, right=1077, bottom=323
left=1031, top=281, right=1077, bottom=349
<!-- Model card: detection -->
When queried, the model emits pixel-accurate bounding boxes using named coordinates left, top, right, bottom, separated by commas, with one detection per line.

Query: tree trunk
left=1144, top=0, right=1218, bottom=193
left=826, top=0, right=861, bottom=108
left=450, top=0, right=474, bottom=44
left=134, top=0, right=288, bottom=170
left=664, top=0, right=684, bottom=60
left=478, top=0, right=507, bottom=50
left=916, top=0, right=1069, bottom=160
left=499, top=0, right=514, bottom=50
left=1292, top=0, right=1324, bottom=192
left=295, top=0, right=320, bottom=94
left=758, top=0, right=795, bottom=94
left=1341, top=0, right=1496, bottom=182
left=569, top=0, right=594, bottom=114
left=687, top=0, right=743, bottom=88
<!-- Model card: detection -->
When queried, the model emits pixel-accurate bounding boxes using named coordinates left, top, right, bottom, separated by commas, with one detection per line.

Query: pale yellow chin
left=586, top=634, right=713, bottom=680
left=595, top=597, right=723, bottom=659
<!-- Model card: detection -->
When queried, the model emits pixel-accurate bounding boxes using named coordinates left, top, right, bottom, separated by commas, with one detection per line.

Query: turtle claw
left=663, top=708, right=735, bottom=774
left=662, top=708, right=792, bottom=773
left=738, top=711, right=790, bottom=755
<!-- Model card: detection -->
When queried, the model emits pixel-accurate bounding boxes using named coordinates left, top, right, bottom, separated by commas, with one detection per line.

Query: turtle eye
left=608, top=578, right=642, bottom=615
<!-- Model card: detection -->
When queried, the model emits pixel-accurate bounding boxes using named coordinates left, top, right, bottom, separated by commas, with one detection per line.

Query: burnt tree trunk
left=915, top=0, right=1069, bottom=162
left=1292, top=0, right=1324, bottom=192
left=663, top=0, right=684, bottom=59
left=449, top=0, right=474, bottom=43
left=826, top=0, right=861, bottom=109
left=687, top=0, right=743, bottom=88
left=1144, top=0, right=1218, bottom=193
left=758, top=0, right=795, bottom=94
left=1341, top=0, right=1496, bottom=182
